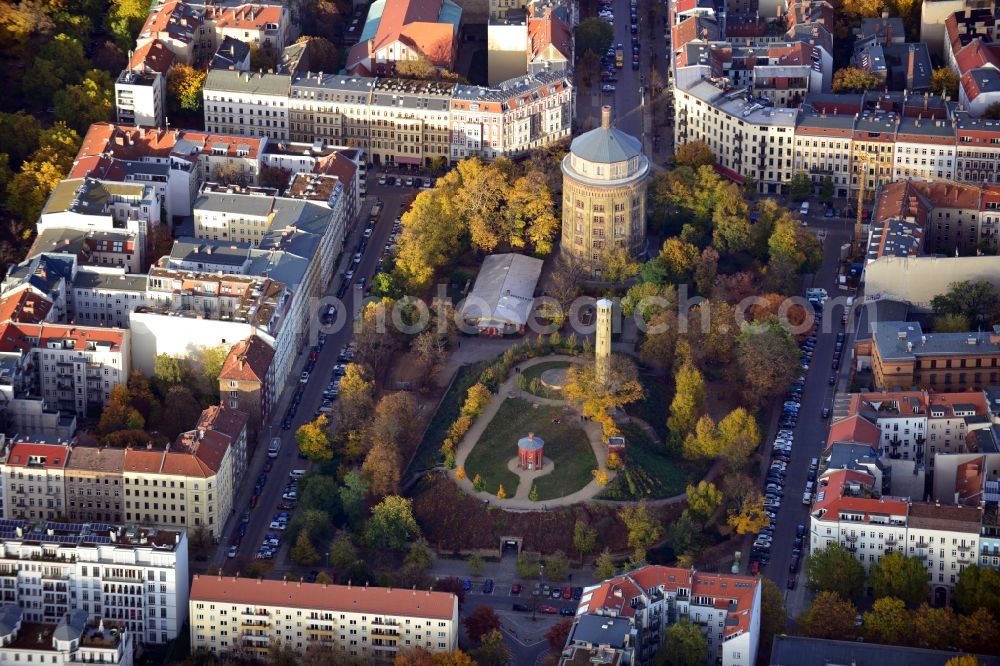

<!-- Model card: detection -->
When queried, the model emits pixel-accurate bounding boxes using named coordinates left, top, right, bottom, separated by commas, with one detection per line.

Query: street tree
left=912, top=604, right=957, bottom=651
left=574, top=17, right=614, bottom=62
left=654, top=618, right=707, bottom=666
left=737, top=317, right=801, bottom=407
left=296, top=416, right=334, bottom=462
left=674, top=140, right=714, bottom=169
left=958, top=607, right=1000, bottom=655
left=619, top=502, right=663, bottom=563
left=804, top=543, right=866, bottom=603
left=726, top=492, right=770, bottom=535
left=870, top=551, right=928, bottom=606
left=798, top=591, right=858, bottom=640
left=862, top=597, right=913, bottom=646
left=788, top=171, right=813, bottom=201
left=354, top=298, right=401, bottom=377
left=365, top=495, right=420, bottom=551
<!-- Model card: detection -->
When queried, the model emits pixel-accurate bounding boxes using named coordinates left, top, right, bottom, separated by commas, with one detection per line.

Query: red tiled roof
left=205, top=3, right=284, bottom=31
left=528, top=15, right=572, bottom=61
left=955, top=39, right=1000, bottom=75
left=812, top=469, right=874, bottom=513
left=190, top=575, right=458, bottom=619
left=349, top=0, right=456, bottom=70
left=0, top=322, right=125, bottom=354
left=130, top=40, right=175, bottom=74
left=197, top=405, right=248, bottom=443
left=218, top=335, right=273, bottom=383
left=826, top=414, right=881, bottom=449
left=6, top=443, right=69, bottom=468
left=0, top=290, right=53, bottom=325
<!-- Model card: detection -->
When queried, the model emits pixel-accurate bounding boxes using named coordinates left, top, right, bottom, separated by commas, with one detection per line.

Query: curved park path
left=450, top=355, right=616, bottom=509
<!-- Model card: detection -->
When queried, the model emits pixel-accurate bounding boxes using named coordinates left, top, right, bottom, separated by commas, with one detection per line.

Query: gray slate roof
left=570, top=124, right=642, bottom=163
left=570, top=614, right=631, bottom=649
left=770, top=634, right=1000, bottom=666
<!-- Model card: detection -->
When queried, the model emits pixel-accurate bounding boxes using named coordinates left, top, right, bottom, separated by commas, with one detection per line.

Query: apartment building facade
left=218, top=335, right=275, bottom=442
left=189, top=576, right=459, bottom=661
left=0, top=520, right=188, bottom=645
left=0, top=442, right=68, bottom=521
left=562, top=565, right=761, bottom=666
left=64, top=446, right=126, bottom=524
left=870, top=321, right=1000, bottom=391
left=0, top=607, right=134, bottom=666
left=203, top=70, right=292, bottom=142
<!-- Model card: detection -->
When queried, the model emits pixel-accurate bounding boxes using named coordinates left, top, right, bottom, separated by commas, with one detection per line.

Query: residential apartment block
left=561, top=565, right=761, bottom=666
left=0, top=607, right=135, bottom=666
left=0, top=322, right=130, bottom=420
left=189, top=575, right=459, bottom=661
left=207, top=69, right=573, bottom=166
left=218, top=334, right=275, bottom=441
left=810, top=462, right=982, bottom=605
left=0, top=520, right=188, bottom=645
left=346, top=0, right=462, bottom=76
left=202, top=70, right=292, bottom=141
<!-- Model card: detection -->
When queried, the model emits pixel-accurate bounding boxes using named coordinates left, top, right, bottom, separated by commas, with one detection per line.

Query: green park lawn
left=464, top=398, right=596, bottom=500
left=519, top=360, right=572, bottom=398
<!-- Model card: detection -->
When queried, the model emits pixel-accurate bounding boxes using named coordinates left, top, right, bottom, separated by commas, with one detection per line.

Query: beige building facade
left=560, top=107, right=649, bottom=270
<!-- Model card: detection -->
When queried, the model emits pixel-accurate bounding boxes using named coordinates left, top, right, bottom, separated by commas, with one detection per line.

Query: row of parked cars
left=376, top=174, right=434, bottom=189
left=281, top=333, right=328, bottom=429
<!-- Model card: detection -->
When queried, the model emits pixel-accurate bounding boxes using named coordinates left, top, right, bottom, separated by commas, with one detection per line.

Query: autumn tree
left=598, top=246, right=641, bottom=284
left=619, top=502, right=663, bottom=563
left=297, top=35, right=341, bottom=71
left=685, top=481, right=722, bottom=520
left=674, top=140, right=714, bottom=169
left=6, top=123, right=81, bottom=234
left=167, top=64, right=207, bottom=113
left=98, top=385, right=145, bottom=436
left=290, top=531, right=320, bottom=566
left=716, top=408, right=761, bottom=468
left=574, top=17, right=614, bottom=62
left=546, top=619, right=572, bottom=650
left=683, top=415, right=721, bottom=460
left=573, top=520, right=597, bottom=561
left=333, top=363, right=374, bottom=454
left=693, top=247, right=719, bottom=296
left=393, top=187, right=464, bottom=290
left=727, top=492, right=770, bottom=535
left=106, top=0, right=149, bottom=49
left=505, top=174, right=560, bottom=254
left=658, top=238, right=700, bottom=282
left=563, top=354, right=644, bottom=438
left=463, top=605, right=501, bottom=643
left=362, top=438, right=402, bottom=499
left=594, top=548, right=616, bottom=580
left=931, top=67, right=959, bottom=99
left=472, top=630, right=510, bottom=666
left=955, top=565, right=1000, bottom=617
left=862, top=597, right=912, bottom=646
left=354, top=298, right=401, bottom=377
left=805, top=543, right=866, bottom=603
left=411, top=330, right=448, bottom=390
left=668, top=360, right=705, bottom=437
left=538, top=253, right=587, bottom=325
left=365, top=495, right=420, bottom=551
left=257, top=164, right=292, bottom=192
left=737, top=317, right=801, bottom=407
left=711, top=183, right=751, bottom=255
left=912, top=604, right=957, bottom=651
left=870, top=551, right=928, bottom=607
left=370, top=392, right=419, bottom=459
left=958, top=607, right=1000, bottom=654
left=798, top=592, right=858, bottom=640
left=832, top=67, right=881, bottom=93
left=159, top=386, right=202, bottom=440
left=296, top=416, right=334, bottom=462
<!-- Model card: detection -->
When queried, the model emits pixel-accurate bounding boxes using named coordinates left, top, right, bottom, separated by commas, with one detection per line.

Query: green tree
left=658, top=238, right=700, bottom=282
left=296, top=416, right=334, bottom=462
left=798, top=591, right=858, bottom=640
left=290, top=531, right=320, bottom=566
left=619, top=502, right=663, bottom=563
left=666, top=509, right=700, bottom=557
left=287, top=508, right=331, bottom=545
left=862, top=597, right=912, bottom=646
left=955, top=565, right=1000, bottom=617
left=820, top=175, right=835, bottom=202
left=685, top=481, right=722, bottom=520
left=297, top=35, right=341, bottom=71
left=711, top=183, right=751, bottom=255
left=931, top=280, right=1000, bottom=327
left=654, top=618, right=707, bottom=666
left=737, top=317, right=801, bottom=408
left=930, top=67, right=959, bottom=99
left=365, top=495, right=420, bottom=551
left=0, top=112, right=41, bottom=165
left=546, top=550, right=570, bottom=581
left=594, top=548, right=616, bottom=580
left=668, top=361, right=705, bottom=436
left=298, top=474, right=342, bottom=520
left=870, top=551, right=928, bottom=606
left=788, top=170, right=813, bottom=201
left=574, top=17, right=614, bottom=62
left=573, top=520, right=597, bottom=561
left=472, top=629, right=510, bottom=666
left=159, top=386, right=202, bottom=439
left=53, top=69, right=113, bottom=133
left=912, top=604, right=957, bottom=650
left=167, top=64, right=208, bottom=113
left=23, top=33, right=89, bottom=104
left=804, top=543, right=866, bottom=603
left=935, top=312, right=971, bottom=332
left=598, top=246, right=641, bottom=284
left=832, top=66, right=881, bottom=92
left=674, top=140, right=715, bottom=169
left=339, top=470, right=369, bottom=526
left=328, top=533, right=358, bottom=570
left=153, top=354, right=190, bottom=392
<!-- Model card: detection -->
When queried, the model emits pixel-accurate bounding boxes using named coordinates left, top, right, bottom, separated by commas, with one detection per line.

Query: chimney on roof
left=601, top=105, right=612, bottom=129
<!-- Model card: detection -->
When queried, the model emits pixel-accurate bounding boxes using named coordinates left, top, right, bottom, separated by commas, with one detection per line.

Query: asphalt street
left=747, top=209, right=854, bottom=617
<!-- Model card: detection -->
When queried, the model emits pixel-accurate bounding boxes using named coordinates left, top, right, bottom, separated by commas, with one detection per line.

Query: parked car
left=538, top=605, right=558, bottom=614
left=560, top=607, right=576, bottom=616
left=227, top=545, right=237, bottom=558
left=511, top=583, right=521, bottom=595
left=483, top=579, right=494, bottom=594
left=512, top=603, right=530, bottom=612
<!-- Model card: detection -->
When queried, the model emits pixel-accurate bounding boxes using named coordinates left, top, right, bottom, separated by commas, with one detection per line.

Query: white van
left=800, top=201, right=810, bottom=215
left=267, top=437, right=281, bottom=459
left=289, top=469, right=307, bottom=479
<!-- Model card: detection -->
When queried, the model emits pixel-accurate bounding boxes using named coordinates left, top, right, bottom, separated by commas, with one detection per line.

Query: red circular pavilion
left=518, top=433, right=544, bottom=470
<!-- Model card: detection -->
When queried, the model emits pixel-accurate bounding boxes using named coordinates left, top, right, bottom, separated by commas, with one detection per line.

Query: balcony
left=845, top=534, right=858, bottom=542
left=372, top=618, right=398, bottom=627
left=241, top=632, right=270, bottom=642
left=916, top=541, right=929, bottom=549
left=886, top=537, right=898, bottom=545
